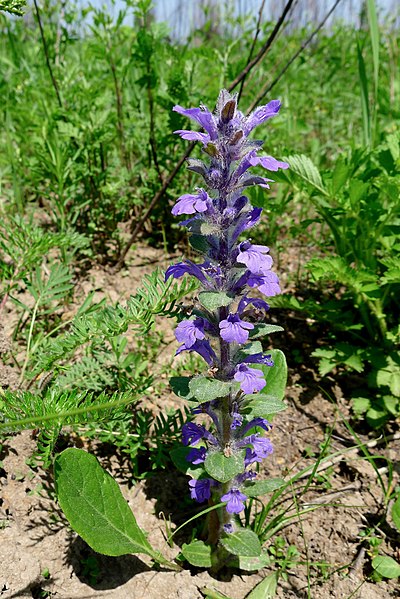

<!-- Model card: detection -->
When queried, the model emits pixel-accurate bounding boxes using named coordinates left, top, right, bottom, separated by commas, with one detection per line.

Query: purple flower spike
left=242, top=418, right=272, bottom=435
left=182, top=422, right=206, bottom=446
left=175, top=318, right=206, bottom=348
left=237, top=241, right=273, bottom=275
left=172, top=189, right=210, bottom=216
left=188, top=478, right=213, bottom=503
left=186, top=446, right=207, bottom=464
left=170, top=90, right=286, bottom=521
left=219, top=313, right=254, bottom=344
left=234, top=364, right=266, bottom=394
left=221, top=488, right=248, bottom=514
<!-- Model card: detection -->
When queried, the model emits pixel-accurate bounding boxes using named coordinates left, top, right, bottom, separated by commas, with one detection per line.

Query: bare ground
left=1, top=245, right=399, bottom=599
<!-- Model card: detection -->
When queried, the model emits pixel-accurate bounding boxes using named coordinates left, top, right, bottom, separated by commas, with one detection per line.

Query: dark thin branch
left=33, top=0, right=62, bottom=109
left=112, top=143, right=195, bottom=272
left=237, top=0, right=267, bottom=102
left=248, top=0, right=344, bottom=112
left=228, top=0, right=296, bottom=92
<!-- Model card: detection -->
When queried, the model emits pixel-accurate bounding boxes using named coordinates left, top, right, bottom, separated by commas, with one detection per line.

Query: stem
left=19, top=299, right=39, bottom=385
left=33, top=0, right=63, bottom=109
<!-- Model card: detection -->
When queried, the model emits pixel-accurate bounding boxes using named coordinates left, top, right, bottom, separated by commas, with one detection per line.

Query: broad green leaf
left=228, top=552, right=270, bottom=571
left=189, top=234, right=211, bottom=254
left=240, top=341, right=263, bottom=355
left=366, top=406, right=389, bottom=429
left=249, top=324, right=284, bottom=339
left=244, top=478, right=285, bottom=498
left=198, top=291, right=233, bottom=311
left=220, top=529, right=262, bottom=557
left=260, top=349, right=287, bottom=401
left=391, top=496, right=400, bottom=532
left=245, top=572, right=278, bottom=598
left=181, top=539, right=212, bottom=568
left=376, top=355, right=400, bottom=397
left=204, top=450, right=245, bottom=483
left=372, top=555, right=400, bottom=579
left=169, top=446, right=205, bottom=479
left=189, top=376, right=231, bottom=403
left=351, top=396, right=371, bottom=416
left=169, top=376, right=194, bottom=400
left=285, top=154, right=327, bottom=195
left=55, top=448, right=160, bottom=559
left=244, top=395, right=287, bottom=417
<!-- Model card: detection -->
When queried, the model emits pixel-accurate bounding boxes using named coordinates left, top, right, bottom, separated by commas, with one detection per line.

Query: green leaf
left=169, top=376, right=194, bottom=400
left=391, top=496, right=400, bottom=532
left=357, top=38, right=371, bottom=147
left=228, top=553, right=270, bottom=571
left=170, top=446, right=205, bottom=479
left=189, top=376, right=231, bottom=403
left=260, top=349, right=287, bottom=401
left=204, top=450, right=245, bottom=483
left=245, top=572, right=278, bottom=598
left=249, top=324, right=284, bottom=339
left=201, top=588, right=233, bottom=599
left=372, top=555, right=400, bottom=579
left=285, top=154, right=327, bottom=195
left=198, top=291, right=233, bottom=311
left=244, top=478, right=285, bottom=497
left=181, top=540, right=212, bottom=568
left=376, top=355, right=400, bottom=397
left=220, top=529, right=262, bottom=557
left=244, top=395, right=287, bottom=417
left=55, top=448, right=160, bottom=559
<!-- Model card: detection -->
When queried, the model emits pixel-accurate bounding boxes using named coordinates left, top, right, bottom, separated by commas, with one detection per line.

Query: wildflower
left=219, top=313, right=254, bottom=344
left=188, top=478, right=214, bottom=503
left=234, top=364, right=266, bottom=394
left=221, top=488, right=248, bottom=514
left=186, top=446, right=207, bottom=464
left=175, top=318, right=206, bottom=348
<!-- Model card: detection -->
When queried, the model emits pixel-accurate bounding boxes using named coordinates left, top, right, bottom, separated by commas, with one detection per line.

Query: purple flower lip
left=175, top=318, right=206, bottom=348
left=173, top=104, right=218, bottom=140
left=219, top=313, right=254, bottom=344
left=234, top=363, right=266, bottom=394
left=172, top=189, right=211, bottom=216
left=221, top=488, right=248, bottom=514
left=237, top=434, right=274, bottom=459
left=237, top=242, right=273, bottom=275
